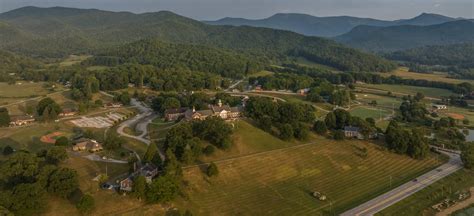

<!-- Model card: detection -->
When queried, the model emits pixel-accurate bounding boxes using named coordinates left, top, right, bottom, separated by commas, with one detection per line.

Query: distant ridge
left=205, top=12, right=461, bottom=37
left=335, top=20, right=474, bottom=52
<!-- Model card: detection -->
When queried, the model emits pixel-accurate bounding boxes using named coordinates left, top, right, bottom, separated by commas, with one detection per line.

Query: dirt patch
left=40, top=132, right=64, bottom=144
left=446, top=113, right=465, bottom=120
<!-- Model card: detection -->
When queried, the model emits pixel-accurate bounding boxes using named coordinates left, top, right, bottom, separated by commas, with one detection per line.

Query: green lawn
left=378, top=169, right=474, bottom=216
left=358, top=84, right=455, bottom=98
left=350, top=106, right=391, bottom=120
left=0, top=82, right=52, bottom=98
left=176, top=139, right=442, bottom=215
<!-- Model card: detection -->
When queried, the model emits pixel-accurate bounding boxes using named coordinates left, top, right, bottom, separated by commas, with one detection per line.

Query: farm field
left=378, top=169, right=474, bottom=216
left=354, top=93, right=402, bottom=108
left=175, top=139, right=442, bottom=215
left=384, top=67, right=474, bottom=85
left=358, top=84, right=454, bottom=98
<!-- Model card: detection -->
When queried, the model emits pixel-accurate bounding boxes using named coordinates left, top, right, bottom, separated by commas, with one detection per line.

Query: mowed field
left=350, top=106, right=391, bottom=120
left=175, top=138, right=442, bottom=215
left=358, top=84, right=454, bottom=98
left=384, top=67, right=474, bottom=85
left=378, top=169, right=474, bottom=216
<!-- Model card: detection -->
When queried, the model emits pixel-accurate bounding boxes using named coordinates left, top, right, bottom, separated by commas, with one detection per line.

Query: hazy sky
left=0, top=0, right=473, bottom=20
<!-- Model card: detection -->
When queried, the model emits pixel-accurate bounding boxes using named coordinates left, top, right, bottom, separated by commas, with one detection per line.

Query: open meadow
left=357, top=84, right=454, bottom=99
left=383, top=67, right=474, bottom=85
left=176, top=138, right=442, bottom=215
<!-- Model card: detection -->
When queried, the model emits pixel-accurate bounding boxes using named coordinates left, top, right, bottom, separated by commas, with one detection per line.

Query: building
left=59, top=109, right=77, bottom=117
left=184, top=100, right=242, bottom=121
left=298, top=88, right=310, bottom=96
left=433, top=104, right=447, bottom=110
left=165, top=100, right=243, bottom=122
left=164, top=108, right=188, bottom=121
left=120, top=163, right=159, bottom=192
left=344, top=126, right=363, bottom=139
left=104, top=102, right=123, bottom=108
left=72, top=139, right=103, bottom=152
left=9, top=115, right=35, bottom=127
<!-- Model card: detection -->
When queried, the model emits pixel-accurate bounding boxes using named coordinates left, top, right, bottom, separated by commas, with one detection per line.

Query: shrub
left=76, top=194, right=95, bottom=214
left=333, top=130, right=345, bottom=140
left=206, top=162, right=219, bottom=177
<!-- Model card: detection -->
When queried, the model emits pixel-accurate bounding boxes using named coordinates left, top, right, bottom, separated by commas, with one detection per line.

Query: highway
left=341, top=150, right=463, bottom=216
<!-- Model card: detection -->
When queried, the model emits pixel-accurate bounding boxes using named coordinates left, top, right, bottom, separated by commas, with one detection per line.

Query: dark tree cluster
left=164, top=117, right=233, bottom=164
left=0, top=108, right=11, bottom=127
left=385, top=121, right=430, bottom=159
left=36, top=97, right=62, bottom=121
left=0, top=151, right=85, bottom=215
left=245, top=97, right=315, bottom=140
left=399, top=96, right=428, bottom=122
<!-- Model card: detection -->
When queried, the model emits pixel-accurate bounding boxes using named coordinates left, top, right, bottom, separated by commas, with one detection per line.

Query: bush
left=463, top=119, right=470, bottom=125
left=206, top=162, right=219, bottom=177
left=333, top=130, right=345, bottom=140
left=3, top=145, right=14, bottom=155
left=76, top=194, right=95, bottom=214
left=55, top=136, right=69, bottom=146
left=203, top=145, right=216, bottom=156
left=313, top=120, right=327, bottom=135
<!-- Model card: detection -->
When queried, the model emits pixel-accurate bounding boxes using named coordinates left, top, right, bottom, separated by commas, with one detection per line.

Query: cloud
left=434, top=3, right=441, bottom=8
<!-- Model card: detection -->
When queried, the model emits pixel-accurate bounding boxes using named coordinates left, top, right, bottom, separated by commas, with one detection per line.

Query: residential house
left=72, top=139, right=103, bottom=152
left=104, top=102, right=123, bottom=108
left=344, top=126, right=363, bottom=139
left=9, top=115, right=35, bottom=127
left=120, top=163, right=159, bottom=192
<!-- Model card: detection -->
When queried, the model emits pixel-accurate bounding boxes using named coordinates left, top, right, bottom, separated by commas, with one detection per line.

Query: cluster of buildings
left=164, top=100, right=243, bottom=122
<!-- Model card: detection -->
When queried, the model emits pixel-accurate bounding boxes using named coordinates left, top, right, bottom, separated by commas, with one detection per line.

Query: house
left=433, top=104, right=447, bottom=110
left=164, top=108, right=188, bottom=121
left=9, top=115, right=35, bottom=127
left=344, top=126, right=363, bottom=139
left=255, top=85, right=262, bottom=91
left=104, top=102, right=123, bottom=108
left=120, top=163, right=159, bottom=192
left=59, top=109, right=77, bottom=117
left=119, top=177, right=134, bottom=192
left=298, top=88, right=310, bottom=96
left=72, top=139, right=103, bottom=152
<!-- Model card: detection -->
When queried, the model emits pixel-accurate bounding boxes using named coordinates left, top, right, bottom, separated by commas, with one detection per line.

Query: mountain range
left=335, top=20, right=474, bottom=52
left=0, top=6, right=395, bottom=72
left=205, top=13, right=461, bottom=37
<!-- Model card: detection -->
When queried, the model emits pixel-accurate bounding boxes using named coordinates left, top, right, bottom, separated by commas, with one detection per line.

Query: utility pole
left=390, top=175, right=392, bottom=188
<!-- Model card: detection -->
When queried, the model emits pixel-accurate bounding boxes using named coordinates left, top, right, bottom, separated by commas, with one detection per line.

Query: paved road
left=116, top=98, right=165, bottom=161
left=83, top=154, right=128, bottom=164
left=341, top=150, right=463, bottom=216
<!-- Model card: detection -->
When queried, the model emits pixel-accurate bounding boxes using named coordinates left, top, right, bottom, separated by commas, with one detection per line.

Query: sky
left=0, top=0, right=473, bottom=20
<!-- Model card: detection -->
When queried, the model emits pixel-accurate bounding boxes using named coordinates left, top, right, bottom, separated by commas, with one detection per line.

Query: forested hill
left=0, top=51, right=42, bottom=81
left=387, top=43, right=474, bottom=69
left=84, top=40, right=265, bottom=78
left=205, top=13, right=458, bottom=37
left=335, top=20, right=474, bottom=52
left=0, top=6, right=396, bottom=72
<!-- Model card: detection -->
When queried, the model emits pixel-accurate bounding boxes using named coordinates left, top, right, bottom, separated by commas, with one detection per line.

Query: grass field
left=0, top=82, right=52, bottom=98
left=358, top=84, right=454, bottom=98
left=384, top=67, right=474, bottom=85
left=58, top=55, right=91, bottom=67
left=248, top=70, right=274, bottom=78
left=378, top=169, right=474, bottom=216
left=350, top=106, right=392, bottom=120
left=176, top=139, right=442, bottom=215
left=354, top=93, right=402, bottom=108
